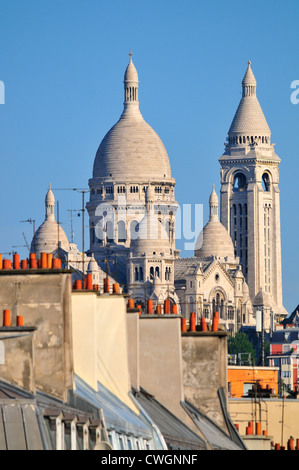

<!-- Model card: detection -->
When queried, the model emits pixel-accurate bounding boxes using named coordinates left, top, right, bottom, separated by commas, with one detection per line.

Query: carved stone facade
left=219, top=61, right=287, bottom=324
left=31, top=57, right=287, bottom=332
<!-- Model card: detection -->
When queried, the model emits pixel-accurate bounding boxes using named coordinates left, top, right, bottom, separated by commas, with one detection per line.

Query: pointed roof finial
left=209, top=184, right=219, bottom=221
left=242, top=61, right=256, bottom=87
left=129, top=51, right=133, bottom=62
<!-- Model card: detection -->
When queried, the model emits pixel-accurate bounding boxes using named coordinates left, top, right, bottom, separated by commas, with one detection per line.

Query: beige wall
left=138, top=315, right=186, bottom=423
left=0, top=328, right=36, bottom=393
left=229, top=398, right=299, bottom=448
left=181, top=331, right=228, bottom=431
left=71, top=291, right=98, bottom=390
left=0, top=271, right=73, bottom=401
left=126, top=311, right=140, bottom=390
left=71, top=291, right=139, bottom=415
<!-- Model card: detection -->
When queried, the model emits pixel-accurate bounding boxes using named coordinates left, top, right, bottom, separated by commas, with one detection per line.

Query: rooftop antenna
left=20, top=219, right=35, bottom=252
left=22, top=233, right=30, bottom=251
left=51, top=187, right=90, bottom=286
left=67, top=209, right=81, bottom=244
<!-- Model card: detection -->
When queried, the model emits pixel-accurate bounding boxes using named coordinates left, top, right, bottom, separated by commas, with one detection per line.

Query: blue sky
left=0, top=0, right=298, bottom=312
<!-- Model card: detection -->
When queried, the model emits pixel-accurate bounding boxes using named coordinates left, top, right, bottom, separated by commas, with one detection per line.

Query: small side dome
left=195, top=185, right=235, bottom=259
left=31, top=185, right=69, bottom=256
left=87, top=254, right=99, bottom=273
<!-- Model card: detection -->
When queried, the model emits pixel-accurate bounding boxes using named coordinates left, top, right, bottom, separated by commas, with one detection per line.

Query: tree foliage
left=228, top=332, right=256, bottom=364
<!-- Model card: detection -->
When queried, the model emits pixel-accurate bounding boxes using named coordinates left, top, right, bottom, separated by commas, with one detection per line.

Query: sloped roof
left=133, top=388, right=207, bottom=450
left=181, top=397, right=246, bottom=450
left=73, top=376, right=153, bottom=439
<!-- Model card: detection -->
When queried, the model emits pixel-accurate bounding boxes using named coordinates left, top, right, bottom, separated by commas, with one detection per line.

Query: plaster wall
left=0, top=328, right=36, bottom=393
left=126, top=311, right=140, bottom=390
left=71, top=292, right=139, bottom=415
left=138, top=315, right=186, bottom=421
left=228, top=366, right=279, bottom=398
left=181, top=331, right=228, bottom=431
left=229, top=398, right=299, bottom=448
left=0, top=271, right=73, bottom=401
left=71, top=291, right=97, bottom=390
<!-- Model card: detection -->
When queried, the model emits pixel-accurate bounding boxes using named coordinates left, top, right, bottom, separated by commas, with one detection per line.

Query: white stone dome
left=31, top=185, right=69, bottom=256
left=195, top=185, right=235, bottom=259
left=32, top=219, right=69, bottom=255
left=195, top=220, right=235, bottom=259
left=92, top=55, right=171, bottom=181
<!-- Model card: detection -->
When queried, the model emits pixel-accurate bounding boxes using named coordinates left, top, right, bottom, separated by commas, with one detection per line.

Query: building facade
left=31, top=56, right=288, bottom=333
left=175, top=185, right=254, bottom=333
left=219, top=61, right=287, bottom=323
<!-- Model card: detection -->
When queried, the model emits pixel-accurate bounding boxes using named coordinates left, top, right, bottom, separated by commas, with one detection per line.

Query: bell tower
left=219, top=62, right=286, bottom=316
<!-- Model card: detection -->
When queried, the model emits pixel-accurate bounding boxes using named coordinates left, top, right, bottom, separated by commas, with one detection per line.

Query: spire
left=45, top=183, right=55, bottom=220
left=242, top=61, right=257, bottom=97
left=124, top=51, right=139, bottom=105
left=209, top=184, right=219, bottom=221
left=226, top=61, right=271, bottom=147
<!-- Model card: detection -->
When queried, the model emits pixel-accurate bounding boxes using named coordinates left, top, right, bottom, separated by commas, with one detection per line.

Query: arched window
left=212, top=291, right=225, bottom=316
left=233, top=173, right=247, bottom=192
left=139, top=267, right=143, bottom=282
left=135, top=267, right=139, bottom=281
left=106, top=220, right=114, bottom=243
left=165, top=266, right=171, bottom=281
left=118, top=220, right=126, bottom=242
left=150, top=266, right=154, bottom=280
left=262, top=172, right=270, bottom=191
left=130, top=220, right=139, bottom=240
left=155, top=266, right=160, bottom=278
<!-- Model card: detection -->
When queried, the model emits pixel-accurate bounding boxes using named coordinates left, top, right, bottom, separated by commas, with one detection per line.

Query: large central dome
left=92, top=54, right=171, bottom=181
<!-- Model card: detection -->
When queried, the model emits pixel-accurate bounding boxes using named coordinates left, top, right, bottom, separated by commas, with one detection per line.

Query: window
left=118, top=435, right=125, bottom=450
left=262, top=172, right=270, bottom=191
left=233, top=173, right=247, bottom=192
left=127, top=438, right=133, bottom=450
left=228, top=307, right=234, bottom=320
left=243, top=383, right=254, bottom=396
left=130, top=186, right=139, bottom=193
left=77, top=422, right=90, bottom=450
left=106, top=220, right=114, bottom=243
left=118, top=220, right=126, bottom=242
left=105, top=186, right=114, bottom=194
left=64, top=419, right=77, bottom=450
left=130, top=220, right=139, bottom=240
